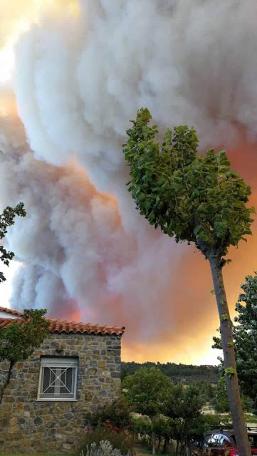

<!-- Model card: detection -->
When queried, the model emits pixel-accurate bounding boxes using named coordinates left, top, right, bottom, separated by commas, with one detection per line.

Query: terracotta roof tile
left=0, top=308, right=125, bottom=336
left=0, top=306, right=23, bottom=317
left=0, top=318, right=20, bottom=329
left=47, top=319, right=125, bottom=336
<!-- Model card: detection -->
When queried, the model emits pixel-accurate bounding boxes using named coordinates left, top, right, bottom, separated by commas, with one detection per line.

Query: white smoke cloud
left=0, top=113, right=177, bottom=341
left=15, top=0, right=257, bottom=182
left=1, top=0, right=257, bottom=360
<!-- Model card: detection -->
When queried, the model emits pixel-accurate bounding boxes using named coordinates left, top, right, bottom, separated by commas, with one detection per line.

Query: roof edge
left=0, top=306, right=23, bottom=317
left=0, top=307, right=125, bottom=336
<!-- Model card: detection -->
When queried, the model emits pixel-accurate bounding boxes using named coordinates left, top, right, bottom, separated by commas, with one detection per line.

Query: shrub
left=79, top=427, right=134, bottom=456
left=130, top=413, right=152, bottom=435
left=86, top=397, right=132, bottom=431
left=81, top=440, right=123, bottom=456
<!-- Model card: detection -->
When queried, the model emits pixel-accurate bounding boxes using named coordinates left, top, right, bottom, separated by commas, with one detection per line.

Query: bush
left=79, top=427, right=134, bottom=456
left=81, top=440, right=124, bottom=456
left=86, top=397, right=132, bottom=431
left=130, top=413, right=152, bottom=435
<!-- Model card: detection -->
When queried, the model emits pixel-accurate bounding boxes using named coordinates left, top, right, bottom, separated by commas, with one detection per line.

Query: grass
left=246, top=413, right=257, bottom=424
left=135, top=445, right=152, bottom=456
left=0, top=451, right=142, bottom=456
left=0, top=453, right=74, bottom=456
left=135, top=443, right=172, bottom=456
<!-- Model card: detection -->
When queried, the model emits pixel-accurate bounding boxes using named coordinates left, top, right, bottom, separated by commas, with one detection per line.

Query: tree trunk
left=163, top=437, right=168, bottom=454
left=176, top=441, right=180, bottom=456
left=209, top=254, right=251, bottom=456
left=156, top=436, right=160, bottom=453
left=152, top=431, right=156, bottom=455
left=187, top=440, right=192, bottom=456
left=0, top=360, right=14, bottom=404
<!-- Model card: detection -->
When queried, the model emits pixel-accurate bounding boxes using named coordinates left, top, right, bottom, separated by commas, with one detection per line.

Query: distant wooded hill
left=121, top=361, right=219, bottom=384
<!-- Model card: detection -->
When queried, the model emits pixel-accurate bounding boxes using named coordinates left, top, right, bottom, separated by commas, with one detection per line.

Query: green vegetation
left=0, top=202, right=26, bottom=283
left=123, top=108, right=254, bottom=456
left=86, top=396, right=132, bottom=430
left=213, top=272, right=257, bottom=413
left=123, top=368, right=221, bottom=455
left=123, top=367, right=172, bottom=418
left=233, top=274, right=257, bottom=412
left=0, top=454, right=70, bottom=456
left=0, top=309, right=49, bottom=403
left=80, top=428, right=134, bottom=456
left=122, top=361, right=219, bottom=384
left=86, top=367, right=232, bottom=456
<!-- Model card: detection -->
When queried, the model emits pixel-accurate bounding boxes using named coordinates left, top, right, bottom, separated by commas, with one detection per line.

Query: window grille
left=38, top=357, right=78, bottom=401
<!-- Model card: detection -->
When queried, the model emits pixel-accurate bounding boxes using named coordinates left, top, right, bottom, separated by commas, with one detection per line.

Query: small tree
left=123, top=367, right=172, bottom=454
left=0, top=309, right=49, bottom=403
left=213, top=375, right=253, bottom=414
left=213, top=376, right=230, bottom=413
left=166, top=384, right=205, bottom=456
left=0, top=203, right=26, bottom=282
left=123, top=108, right=254, bottom=456
left=123, top=367, right=172, bottom=417
left=214, top=273, right=257, bottom=413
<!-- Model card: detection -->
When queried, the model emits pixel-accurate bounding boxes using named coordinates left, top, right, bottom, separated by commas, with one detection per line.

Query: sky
left=1, top=0, right=257, bottom=366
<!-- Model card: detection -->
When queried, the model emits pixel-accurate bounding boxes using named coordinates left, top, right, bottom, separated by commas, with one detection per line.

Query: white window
left=38, top=357, right=78, bottom=401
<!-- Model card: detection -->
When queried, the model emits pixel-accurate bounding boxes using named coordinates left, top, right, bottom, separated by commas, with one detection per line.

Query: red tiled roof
left=0, top=318, right=20, bottom=329
left=0, top=306, right=23, bottom=317
left=47, top=319, right=125, bottom=336
left=0, top=307, right=125, bottom=336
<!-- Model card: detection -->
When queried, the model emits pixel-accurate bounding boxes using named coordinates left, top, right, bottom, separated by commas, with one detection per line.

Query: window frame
left=37, top=357, right=78, bottom=402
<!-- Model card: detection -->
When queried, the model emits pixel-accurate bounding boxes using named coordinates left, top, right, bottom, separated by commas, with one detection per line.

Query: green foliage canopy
left=230, top=274, right=257, bottom=411
left=123, top=108, right=254, bottom=259
left=123, top=367, right=172, bottom=417
left=124, top=368, right=220, bottom=452
left=121, top=361, right=218, bottom=384
left=86, top=396, right=132, bottom=430
left=0, top=309, right=49, bottom=364
left=0, top=202, right=26, bottom=282
left=213, top=376, right=230, bottom=413
left=213, top=273, right=257, bottom=412
left=166, top=383, right=204, bottom=421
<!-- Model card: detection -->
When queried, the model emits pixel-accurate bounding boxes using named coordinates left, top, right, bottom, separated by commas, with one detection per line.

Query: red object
left=0, top=306, right=125, bottom=336
left=228, top=446, right=257, bottom=456
left=228, top=449, right=238, bottom=456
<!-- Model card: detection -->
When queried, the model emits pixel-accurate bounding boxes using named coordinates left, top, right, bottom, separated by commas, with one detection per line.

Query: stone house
left=0, top=306, right=125, bottom=453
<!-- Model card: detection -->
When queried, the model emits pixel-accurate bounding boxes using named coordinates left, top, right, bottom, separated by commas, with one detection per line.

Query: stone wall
left=0, top=333, right=121, bottom=453
left=0, top=360, right=9, bottom=391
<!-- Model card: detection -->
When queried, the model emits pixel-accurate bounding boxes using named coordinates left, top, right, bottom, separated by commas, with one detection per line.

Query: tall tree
left=214, top=273, right=257, bottom=412
left=0, top=202, right=26, bottom=282
left=235, top=274, right=257, bottom=412
left=123, top=108, right=254, bottom=456
left=0, top=309, right=49, bottom=403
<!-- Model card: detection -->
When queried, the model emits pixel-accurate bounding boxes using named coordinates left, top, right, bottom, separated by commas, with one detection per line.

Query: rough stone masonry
left=0, top=328, right=123, bottom=453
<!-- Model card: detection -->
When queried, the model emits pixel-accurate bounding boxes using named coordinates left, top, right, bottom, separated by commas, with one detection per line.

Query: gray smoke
left=0, top=109, right=178, bottom=348
left=1, top=0, right=257, bottom=361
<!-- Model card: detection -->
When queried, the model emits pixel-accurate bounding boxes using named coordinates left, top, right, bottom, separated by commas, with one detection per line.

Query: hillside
left=121, top=361, right=219, bottom=384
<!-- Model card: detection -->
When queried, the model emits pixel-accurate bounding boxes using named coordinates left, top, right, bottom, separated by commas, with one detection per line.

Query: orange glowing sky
left=122, top=133, right=257, bottom=365
left=1, top=0, right=257, bottom=366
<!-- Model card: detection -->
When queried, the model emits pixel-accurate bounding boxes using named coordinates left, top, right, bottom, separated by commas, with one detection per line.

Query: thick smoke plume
left=1, top=0, right=257, bottom=362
